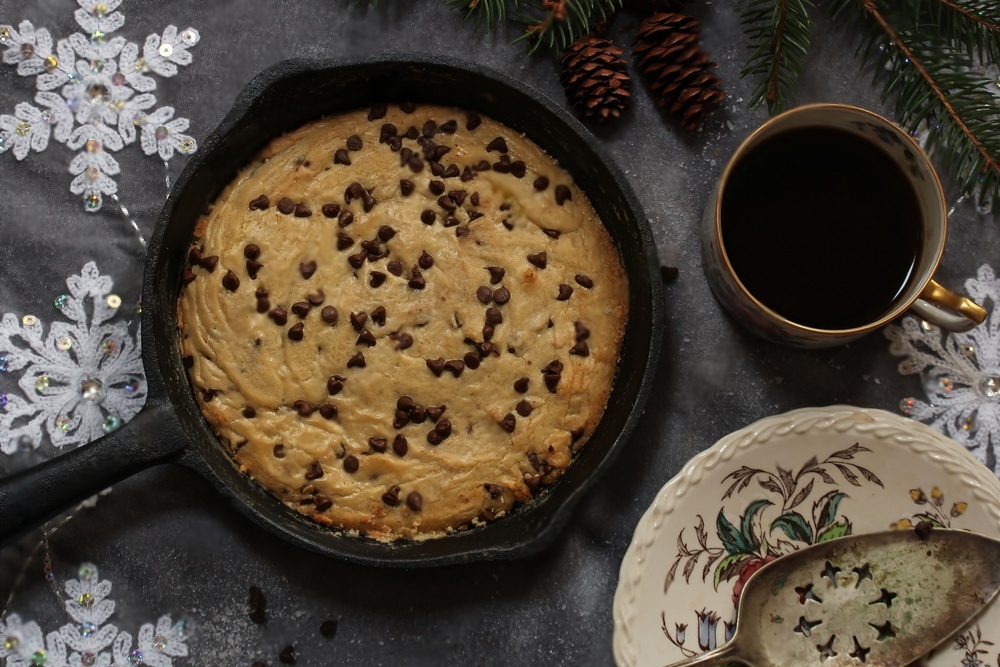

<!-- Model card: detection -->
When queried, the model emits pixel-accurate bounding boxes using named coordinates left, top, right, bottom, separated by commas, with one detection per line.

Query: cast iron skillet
left=0, top=55, right=663, bottom=566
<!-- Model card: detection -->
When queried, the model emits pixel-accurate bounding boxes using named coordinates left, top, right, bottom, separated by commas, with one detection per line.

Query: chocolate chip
left=320, top=404, right=338, bottom=420
left=486, top=266, right=505, bottom=284
left=574, top=321, right=591, bottom=341
left=368, top=104, right=387, bottom=121
left=200, top=255, right=218, bottom=272
left=661, top=265, right=680, bottom=283
left=314, top=495, right=333, bottom=511
left=181, top=268, right=196, bottom=285
left=543, top=228, right=561, bottom=239
left=401, top=126, right=417, bottom=140
left=461, top=166, right=475, bottom=182
left=527, top=252, right=547, bottom=269
left=334, top=147, right=351, bottom=165
left=487, top=137, right=508, bottom=153
left=243, top=406, right=256, bottom=418
left=385, top=259, right=403, bottom=276
left=485, top=307, right=503, bottom=325
left=347, top=352, right=366, bottom=368
left=185, top=246, right=199, bottom=266
left=400, top=101, right=416, bottom=113
left=374, top=227, right=395, bottom=245
left=502, top=220, right=514, bottom=231
left=510, top=161, right=526, bottom=178
left=393, top=410, right=409, bottom=429
left=288, top=322, right=304, bottom=341
left=466, top=112, right=482, bottom=130
left=392, top=434, right=408, bottom=457
left=343, top=455, right=359, bottom=473
left=493, top=156, right=511, bottom=173
left=256, top=295, right=270, bottom=312
left=408, top=155, right=424, bottom=173
left=183, top=355, right=194, bottom=368
left=499, top=413, right=516, bottom=433
left=435, top=419, right=452, bottom=437
left=279, top=644, right=296, bottom=664
left=348, top=250, right=367, bottom=269
left=382, top=485, right=401, bottom=506
left=291, top=301, right=311, bottom=318
left=379, top=123, right=397, bottom=142
left=555, top=184, right=572, bottom=205
left=396, top=179, right=415, bottom=198
left=406, top=491, right=423, bottom=512
left=307, top=290, right=325, bottom=306
left=360, top=238, right=381, bottom=254
left=543, top=360, right=564, bottom=374
left=388, top=135, right=403, bottom=151
left=350, top=311, right=368, bottom=331
left=513, top=399, right=533, bottom=417
left=484, top=483, right=503, bottom=499
left=346, top=134, right=363, bottom=151
left=243, top=243, right=261, bottom=260
left=293, top=400, right=313, bottom=417
left=428, top=180, right=445, bottom=196
left=362, top=190, right=377, bottom=212
left=463, top=352, right=481, bottom=369
left=246, top=259, right=263, bottom=279
left=429, top=161, right=445, bottom=176
left=444, top=359, right=465, bottom=377
left=277, top=197, right=295, bottom=214
left=369, top=271, right=387, bottom=288
left=300, top=261, right=317, bottom=279
left=427, top=430, right=443, bottom=445
left=426, top=357, right=445, bottom=377
left=222, top=270, right=240, bottom=291
left=438, top=195, right=457, bottom=212
left=327, top=375, right=345, bottom=394
left=476, top=341, right=495, bottom=357
left=571, top=428, right=585, bottom=442
left=422, top=120, right=437, bottom=137
left=574, top=274, right=595, bottom=290
left=476, top=286, right=493, bottom=304
left=249, top=194, right=270, bottom=210
left=493, top=286, right=510, bottom=304
left=557, top=284, right=573, bottom=300
left=408, top=269, right=426, bottom=289
left=304, top=461, right=324, bottom=480
left=544, top=373, right=560, bottom=393
left=322, top=202, right=341, bottom=218
left=339, top=210, right=354, bottom=227
left=547, top=318, right=554, bottom=328
left=468, top=211, right=484, bottom=222
left=442, top=163, right=460, bottom=178
left=437, top=118, right=457, bottom=133
left=321, top=619, right=339, bottom=638
left=570, top=341, right=590, bottom=356
left=273, top=444, right=286, bottom=458
left=533, top=175, right=550, bottom=191
left=417, top=209, right=436, bottom=226
left=357, top=329, right=376, bottom=346
left=392, top=332, right=413, bottom=350
left=202, top=389, right=218, bottom=402
left=269, top=306, right=288, bottom=326
left=345, top=182, right=364, bottom=204
left=450, top=190, right=467, bottom=205
left=369, top=437, right=387, bottom=453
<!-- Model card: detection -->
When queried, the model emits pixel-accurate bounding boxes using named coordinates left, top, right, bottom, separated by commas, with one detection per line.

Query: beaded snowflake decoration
left=885, top=264, right=1000, bottom=473
left=0, top=0, right=199, bottom=212
left=0, top=262, right=145, bottom=453
left=0, top=562, right=189, bottom=666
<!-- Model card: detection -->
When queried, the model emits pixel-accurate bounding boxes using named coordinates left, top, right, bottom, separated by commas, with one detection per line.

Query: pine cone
left=632, top=12, right=725, bottom=132
left=559, top=36, right=632, bottom=123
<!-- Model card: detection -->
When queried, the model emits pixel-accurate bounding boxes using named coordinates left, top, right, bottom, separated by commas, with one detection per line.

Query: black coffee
left=720, top=125, right=924, bottom=330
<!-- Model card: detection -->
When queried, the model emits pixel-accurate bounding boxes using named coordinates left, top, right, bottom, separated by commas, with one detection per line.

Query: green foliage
left=447, top=0, right=517, bottom=29
left=513, top=0, right=622, bottom=54
left=743, top=0, right=1000, bottom=202
left=740, top=0, right=815, bottom=115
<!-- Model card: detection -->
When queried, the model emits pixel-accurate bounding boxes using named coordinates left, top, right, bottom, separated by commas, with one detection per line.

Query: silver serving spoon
left=666, top=529, right=1000, bottom=666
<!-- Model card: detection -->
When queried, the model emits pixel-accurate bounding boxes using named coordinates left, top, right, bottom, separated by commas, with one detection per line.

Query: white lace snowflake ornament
left=0, top=563, right=189, bottom=666
left=0, top=0, right=199, bottom=212
left=0, top=262, right=146, bottom=453
left=885, top=263, right=1000, bottom=472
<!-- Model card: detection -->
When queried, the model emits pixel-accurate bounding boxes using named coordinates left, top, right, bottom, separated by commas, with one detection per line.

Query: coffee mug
left=702, top=103, right=986, bottom=348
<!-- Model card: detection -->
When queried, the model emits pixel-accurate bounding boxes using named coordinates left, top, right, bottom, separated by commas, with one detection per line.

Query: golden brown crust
left=176, top=105, right=627, bottom=540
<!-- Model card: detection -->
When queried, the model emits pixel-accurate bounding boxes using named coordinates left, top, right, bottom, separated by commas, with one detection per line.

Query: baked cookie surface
left=177, top=104, right=628, bottom=540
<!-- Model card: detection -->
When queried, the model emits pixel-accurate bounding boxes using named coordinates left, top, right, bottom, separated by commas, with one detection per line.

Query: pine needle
left=739, top=0, right=816, bottom=114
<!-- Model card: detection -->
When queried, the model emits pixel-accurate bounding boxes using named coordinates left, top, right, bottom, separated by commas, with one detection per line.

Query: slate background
left=0, top=1, right=997, bottom=665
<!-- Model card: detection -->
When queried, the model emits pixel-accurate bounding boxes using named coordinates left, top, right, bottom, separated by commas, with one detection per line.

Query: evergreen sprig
left=447, top=0, right=517, bottom=29
left=740, top=0, right=815, bottom=114
left=514, top=0, right=622, bottom=54
left=743, top=0, right=1000, bottom=202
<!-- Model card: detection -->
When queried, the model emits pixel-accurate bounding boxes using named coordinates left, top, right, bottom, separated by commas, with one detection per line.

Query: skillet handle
left=0, top=402, right=183, bottom=546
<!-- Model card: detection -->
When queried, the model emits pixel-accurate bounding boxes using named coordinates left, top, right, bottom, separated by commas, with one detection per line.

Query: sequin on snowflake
left=0, top=4, right=200, bottom=211
left=54, top=295, right=68, bottom=310
left=106, top=294, right=121, bottom=308
left=0, top=563, right=191, bottom=665
left=21, top=315, right=36, bottom=326
left=0, top=263, right=145, bottom=452
left=886, top=263, right=1000, bottom=473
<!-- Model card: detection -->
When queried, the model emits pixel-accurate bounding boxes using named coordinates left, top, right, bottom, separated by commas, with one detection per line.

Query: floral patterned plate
left=612, top=406, right=1000, bottom=667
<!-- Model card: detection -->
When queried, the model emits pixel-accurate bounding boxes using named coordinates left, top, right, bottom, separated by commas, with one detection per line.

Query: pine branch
left=834, top=0, right=1000, bottom=202
left=739, top=0, right=815, bottom=114
left=914, top=0, right=1000, bottom=63
left=513, top=0, right=622, bottom=55
left=448, top=0, right=518, bottom=29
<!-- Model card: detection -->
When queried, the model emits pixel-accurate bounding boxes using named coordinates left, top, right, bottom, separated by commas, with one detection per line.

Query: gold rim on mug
left=712, top=103, right=985, bottom=336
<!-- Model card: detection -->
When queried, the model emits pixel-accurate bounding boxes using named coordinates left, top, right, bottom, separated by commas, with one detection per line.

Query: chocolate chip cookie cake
left=177, top=103, right=628, bottom=541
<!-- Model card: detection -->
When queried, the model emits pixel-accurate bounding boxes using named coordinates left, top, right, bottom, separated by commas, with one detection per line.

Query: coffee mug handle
left=909, top=279, right=987, bottom=332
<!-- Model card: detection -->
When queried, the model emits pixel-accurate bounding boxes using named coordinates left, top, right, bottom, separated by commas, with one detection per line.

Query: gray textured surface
left=0, top=1, right=997, bottom=665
